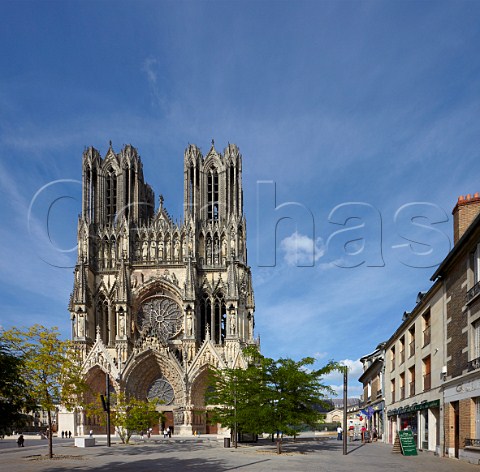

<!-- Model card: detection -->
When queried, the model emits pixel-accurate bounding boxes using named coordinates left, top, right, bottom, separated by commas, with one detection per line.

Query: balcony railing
left=465, top=438, right=480, bottom=447
left=423, top=327, right=431, bottom=347
left=423, top=373, right=431, bottom=390
left=468, top=356, right=480, bottom=372
left=409, top=340, right=415, bottom=357
left=467, top=280, right=480, bottom=303
left=409, top=381, right=415, bottom=396
left=400, top=386, right=405, bottom=400
left=399, top=350, right=405, bottom=365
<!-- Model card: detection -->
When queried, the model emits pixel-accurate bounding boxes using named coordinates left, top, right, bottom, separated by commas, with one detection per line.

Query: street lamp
left=100, top=372, right=111, bottom=447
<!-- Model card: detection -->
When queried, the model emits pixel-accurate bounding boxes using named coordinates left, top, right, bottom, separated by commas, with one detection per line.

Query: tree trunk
left=47, top=409, right=53, bottom=459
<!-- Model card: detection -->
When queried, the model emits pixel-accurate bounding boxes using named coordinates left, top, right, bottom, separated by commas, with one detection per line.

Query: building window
left=423, top=355, right=431, bottom=391
left=367, top=381, right=372, bottom=401
left=409, top=325, right=415, bottom=357
left=391, top=346, right=395, bottom=371
left=475, top=243, right=480, bottom=284
left=391, top=379, right=396, bottom=403
left=105, top=167, right=117, bottom=223
left=422, top=311, right=431, bottom=347
left=476, top=397, right=480, bottom=439
left=399, top=336, right=405, bottom=365
left=207, top=168, right=219, bottom=221
left=409, top=366, right=415, bottom=396
left=400, top=373, right=405, bottom=400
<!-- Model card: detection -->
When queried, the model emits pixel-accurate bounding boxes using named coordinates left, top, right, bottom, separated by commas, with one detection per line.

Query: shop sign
left=387, top=399, right=440, bottom=417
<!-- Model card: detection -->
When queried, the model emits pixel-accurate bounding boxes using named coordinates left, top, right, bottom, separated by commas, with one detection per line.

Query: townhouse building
left=383, top=282, right=445, bottom=454
left=359, top=343, right=385, bottom=439
left=431, top=194, right=480, bottom=463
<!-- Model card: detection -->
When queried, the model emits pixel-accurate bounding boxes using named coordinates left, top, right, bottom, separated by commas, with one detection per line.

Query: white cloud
left=280, top=231, right=325, bottom=266
left=322, top=358, right=364, bottom=398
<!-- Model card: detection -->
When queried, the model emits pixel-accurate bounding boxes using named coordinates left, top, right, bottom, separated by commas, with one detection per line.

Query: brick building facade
left=359, top=193, right=480, bottom=463
left=432, top=194, right=480, bottom=463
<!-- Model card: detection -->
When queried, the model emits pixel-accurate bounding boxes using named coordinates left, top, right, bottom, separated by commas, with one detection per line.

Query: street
left=0, top=434, right=479, bottom=471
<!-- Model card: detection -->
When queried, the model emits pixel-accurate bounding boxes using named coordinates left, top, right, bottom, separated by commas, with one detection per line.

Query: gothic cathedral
left=67, top=141, right=257, bottom=435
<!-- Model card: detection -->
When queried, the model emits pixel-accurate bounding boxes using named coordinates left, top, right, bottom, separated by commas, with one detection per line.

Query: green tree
left=0, top=340, right=36, bottom=435
left=264, top=356, right=339, bottom=452
left=2, top=325, right=89, bottom=458
left=206, top=347, right=340, bottom=453
left=87, top=392, right=164, bottom=444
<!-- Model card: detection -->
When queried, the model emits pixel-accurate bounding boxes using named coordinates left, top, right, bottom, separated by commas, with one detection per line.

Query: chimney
left=452, top=193, right=480, bottom=244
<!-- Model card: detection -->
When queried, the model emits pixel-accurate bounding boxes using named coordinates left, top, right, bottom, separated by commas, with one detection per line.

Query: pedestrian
left=167, top=426, right=171, bottom=438
left=61, top=431, right=65, bottom=438
left=348, top=426, right=354, bottom=442
left=68, top=431, right=72, bottom=438
left=361, top=425, right=366, bottom=443
left=372, top=426, right=378, bottom=442
left=337, top=425, right=342, bottom=441
left=89, top=429, right=93, bottom=438
left=17, top=434, right=24, bottom=447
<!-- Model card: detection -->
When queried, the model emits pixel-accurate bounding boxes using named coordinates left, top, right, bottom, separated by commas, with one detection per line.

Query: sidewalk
left=0, top=435, right=479, bottom=471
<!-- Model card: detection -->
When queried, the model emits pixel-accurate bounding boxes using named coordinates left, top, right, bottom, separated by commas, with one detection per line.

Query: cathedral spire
left=116, top=258, right=129, bottom=303
left=73, top=260, right=88, bottom=305
left=227, top=257, right=238, bottom=299
left=184, top=256, right=196, bottom=300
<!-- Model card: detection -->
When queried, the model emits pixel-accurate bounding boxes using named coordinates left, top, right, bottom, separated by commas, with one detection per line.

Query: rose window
left=137, top=297, right=182, bottom=342
left=147, top=377, right=175, bottom=405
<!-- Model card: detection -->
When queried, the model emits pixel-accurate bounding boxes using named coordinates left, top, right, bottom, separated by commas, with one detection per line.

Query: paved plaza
left=1, top=434, right=479, bottom=472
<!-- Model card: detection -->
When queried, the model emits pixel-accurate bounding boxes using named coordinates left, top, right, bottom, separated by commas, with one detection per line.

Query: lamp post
left=106, top=372, right=111, bottom=447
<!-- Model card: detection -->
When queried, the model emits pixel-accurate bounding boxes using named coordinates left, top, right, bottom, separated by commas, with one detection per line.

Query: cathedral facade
left=66, top=141, right=257, bottom=435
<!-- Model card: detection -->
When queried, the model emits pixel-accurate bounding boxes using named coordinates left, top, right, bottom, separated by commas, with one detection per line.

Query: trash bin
left=224, top=437, right=230, bottom=448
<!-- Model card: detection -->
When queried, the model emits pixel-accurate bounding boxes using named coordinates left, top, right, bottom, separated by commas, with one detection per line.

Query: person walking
left=337, top=425, right=343, bottom=441
left=17, top=434, right=24, bottom=447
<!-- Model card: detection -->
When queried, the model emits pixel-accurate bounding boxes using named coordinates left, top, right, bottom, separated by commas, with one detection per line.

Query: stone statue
left=186, top=310, right=193, bottom=336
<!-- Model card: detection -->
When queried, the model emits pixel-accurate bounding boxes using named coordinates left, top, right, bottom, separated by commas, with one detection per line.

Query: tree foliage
left=0, top=340, right=36, bottom=435
left=1, top=325, right=89, bottom=457
left=206, top=347, right=341, bottom=452
left=87, top=392, right=164, bottom=444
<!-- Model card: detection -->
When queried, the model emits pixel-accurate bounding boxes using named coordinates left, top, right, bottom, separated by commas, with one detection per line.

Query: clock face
left=147, top=377, right=175, bottom=405
left=137, top=297, right=183, bottom=343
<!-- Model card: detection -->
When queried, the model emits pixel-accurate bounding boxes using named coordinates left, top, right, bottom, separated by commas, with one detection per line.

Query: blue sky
left=1, top=0, right=480, bottom=396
